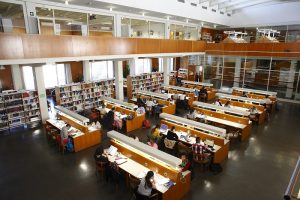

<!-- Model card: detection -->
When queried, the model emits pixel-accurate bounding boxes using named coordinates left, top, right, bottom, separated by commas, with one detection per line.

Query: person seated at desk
left=146, top=98, right=156, bottom=113
left=137, top=171, right=156, bottom=198
left=60, top=123, right=70, bottom=142
left=137, top=95, right=146, bottom=108
left=179, top=154, right=191, bottom=172
left=179, top=94, right=188, bottom=109
left=187, top=109, right=197, bottom=120
left=199, top=86, right=208, bottom=102
left=113, top=112, right=123, bottom=130
left=194, top=87, right=199, bottom=97
left=224, top=101, right=231, bottom=108
left=147, top=138, right=158, bottom=149
left=167, top=126, right=179, bottom=141
left=214, top=99, right=222, bottom=106
left=192, top=137, right=211, bottom=161
left=249, top=106, right=259, bottom=122
left=149, top=124, right=162, bottom=142
left=136, top=106, right=146, bottom=115
left=104, top=107, right=115, bottom=130
left=98, top=104, right=107, bottom=120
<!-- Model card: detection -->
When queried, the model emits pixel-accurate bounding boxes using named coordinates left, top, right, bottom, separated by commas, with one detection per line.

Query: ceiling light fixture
left=186, top=19, right=189, bottom=23
left=142, top=12, right=145, bottom=16
left=166, top=16, right=170, bottom=20
left=109, top=7, right=113, bottom=12
left=201, top=22, right=204, bottom=26
left=65, top=0, right=69, bottom=5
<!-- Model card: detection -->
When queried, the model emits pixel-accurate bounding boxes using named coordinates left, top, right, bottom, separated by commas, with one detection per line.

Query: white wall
left=228, top=2, right=300, bottom=27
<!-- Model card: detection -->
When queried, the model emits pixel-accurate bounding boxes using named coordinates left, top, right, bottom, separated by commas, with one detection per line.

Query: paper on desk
left=157, top=177, right=170, bottom=185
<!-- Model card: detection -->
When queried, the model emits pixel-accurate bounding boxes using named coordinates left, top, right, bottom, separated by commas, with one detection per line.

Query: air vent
left=191, top=3, right=197, bottom=6
left=220, top=11, right=224, bottom=15
left=212, top=9, right=216, bottom=12
left=177, top=0, right=185, bottom=3
left=227, top=13, right=231, bottom=16
left=202, top=6, right=207, bottom=9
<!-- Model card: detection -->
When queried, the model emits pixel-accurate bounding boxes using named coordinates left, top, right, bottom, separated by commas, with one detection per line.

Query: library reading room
left=1, top=0, right=300, bottom=200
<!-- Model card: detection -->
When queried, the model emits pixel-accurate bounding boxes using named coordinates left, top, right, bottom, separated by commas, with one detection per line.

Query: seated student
left=167, top=126, right=178, bottom=141
left=214, top=99, right=222, bottom=106
left=224, top=101, right=231, bottom=108
left=137, top=171, right=156, bottom=198
left=199, top=86, right=208, bottom=102
left=99, top=104, right=107, bottom=120
left=187, top=109, right=197, bottom=120
left=137, top=95, right=146, bottom=108
left=146, top=98, right=156, bottom=113
left=104, top=107, right=115, bottom=130
left=249, top=106, right=259, bottom=122
left=194, top=87, right=199, bottom=97
left=136, top=106, right=146, bottom=115
left=147, top=138, right=158, bottom=149
left=179, top=154, right=191, bottom=172
left=149, top=124, right=161, bottom=141
left=60, top=123, right=70, bottom=142
left=192, top=137, right=211, bottom=161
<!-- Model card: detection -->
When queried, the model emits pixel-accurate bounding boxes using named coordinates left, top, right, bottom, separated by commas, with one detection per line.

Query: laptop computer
left=160, top=124, right=168, bottom=132
left=204, top=139, right=215, bottom=148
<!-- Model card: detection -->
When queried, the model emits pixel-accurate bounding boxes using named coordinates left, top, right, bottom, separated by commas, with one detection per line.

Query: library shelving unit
left=127, top=72, right=164, bottom=100
left=169, top=71, right=177, bottom=85
left=55, top=79, right=115, bottom=112
left=178, top=68, right=188, bottom=80
left=0, top=90, right=41, bottom=131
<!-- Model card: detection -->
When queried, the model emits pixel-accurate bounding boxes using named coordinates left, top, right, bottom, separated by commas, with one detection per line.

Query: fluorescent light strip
left=107, top=130, right=181, bottom=169
left=159, top=113, right=226, bottom=135
left=192, top=101, right=250, bottom=116
left=55, top=105, right=89, bottom=123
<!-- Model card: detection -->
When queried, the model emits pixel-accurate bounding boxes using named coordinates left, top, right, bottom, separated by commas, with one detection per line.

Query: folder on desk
left=164, top=180, right=175, bottom=189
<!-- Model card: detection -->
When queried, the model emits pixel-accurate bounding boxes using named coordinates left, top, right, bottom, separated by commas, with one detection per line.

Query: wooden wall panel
left=177, top=40, right=193, bottom=52
left=0, top=65, right=13, bottom=90
left=192, top=41, right=206, bottom=52
left=136, top=38, right=160, bottom=54
left=69, top=61, right=83, bottom=82
left=160, top=40, right=178, bottom=53
left=0, top=33, right=24, bottom=59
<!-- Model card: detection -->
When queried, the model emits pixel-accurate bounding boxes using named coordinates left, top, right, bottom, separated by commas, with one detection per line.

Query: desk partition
left=232, top=87, right=277, bottom=97
left=181, top=81, right=216, bottom=100
left=181, top=80, right=213, bottom=87
left=216, top=93, right=267, bottom=105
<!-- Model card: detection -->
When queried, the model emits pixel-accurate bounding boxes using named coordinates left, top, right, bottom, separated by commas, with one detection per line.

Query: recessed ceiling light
left=186, top=19, right=189, bottom=23
left=166, top=16, right=170, bottom=20
left=142, top=12, right=145, bottom=16
left=65, top=0, right=69, bottom=5
left=109, top=7, right=113, bottom=12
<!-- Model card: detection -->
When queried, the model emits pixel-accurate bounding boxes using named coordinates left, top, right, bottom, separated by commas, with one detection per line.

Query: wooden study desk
left=159, top=113, right=229, bottom=163
left=46, top=116, right=101, bottom=152
left=107, top=131, right=191, bottom=200
left=181, top=80, right=216, bottom=101
left=132, top=90, right=176, bottom=115
left=216, top=93, right=267, bottom=124
left=192, top=101, right=252, bottom=141
left=100, top=98, right=145, bottom=133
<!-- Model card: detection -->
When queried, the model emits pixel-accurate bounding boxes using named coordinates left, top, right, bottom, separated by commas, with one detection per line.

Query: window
left=158, top=58, right=174, bottom=72
left=90, top=61, right=114, bottom=81
left=22, top=66, right=35, bottom=90
left=43, top=64, right=67, bottom=88
left=136, top=59, right=151, bottom=75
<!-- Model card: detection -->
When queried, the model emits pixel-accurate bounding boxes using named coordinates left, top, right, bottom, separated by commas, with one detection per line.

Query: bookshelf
left=127, top=72, right=164, bottom=100
left=178, top=68, right=188, bottom=80
left=0, top=90, right=41, bottom=131
left=55, top=79, right=115, bottom=111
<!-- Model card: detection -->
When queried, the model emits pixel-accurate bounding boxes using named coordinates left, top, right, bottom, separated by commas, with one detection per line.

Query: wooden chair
left=132, top=187, right=159, bottom=200
left=164, top=138, right=177, bottom=155
left=95, top=160, right=108, bottom=181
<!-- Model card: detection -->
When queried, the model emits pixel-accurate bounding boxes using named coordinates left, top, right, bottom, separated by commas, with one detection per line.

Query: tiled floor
left=0, top=102, right=300, bottom=200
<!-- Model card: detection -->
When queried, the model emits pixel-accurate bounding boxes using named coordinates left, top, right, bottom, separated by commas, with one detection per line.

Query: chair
left=56, top=135, right=68, bottom=154
left=128, top=174, right=141, bottom=196
left=164, top=138, right=177, bottom=155
left=193, top=152, right=211, bottom=172
left=95, top=160, right=108, bottom=181
left=145, top=106, right=153, bottom=116
left=133, top=187, right=159, bottom=200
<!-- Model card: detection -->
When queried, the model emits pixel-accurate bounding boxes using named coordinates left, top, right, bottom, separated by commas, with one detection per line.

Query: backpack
left=66, top=138, right=74, bottom=152
left=143, top=119, right=151, bottom=128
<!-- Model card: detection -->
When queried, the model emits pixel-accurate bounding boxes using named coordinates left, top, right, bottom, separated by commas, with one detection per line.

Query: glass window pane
left=149, top=21, right=165, bottom=39
left=121, top=17, right=131, bottom=37
left=36, top=7, right=53, bottom=18
left=43, top=64, right=58, bottom=88
left=56, top=64, right=66, bottom=85
left=0, top=2, right=25, bottom=33
left=91, top=61, right=108, bottom=80
left=144, top=59, right=151, bottom=73
left=22, top=66, right=35, bottom=90
left=131, top=19, right=149, bottom=38
left=107, top=61, right=114, bottom=78
left=89, top=14, right=114, bottom=37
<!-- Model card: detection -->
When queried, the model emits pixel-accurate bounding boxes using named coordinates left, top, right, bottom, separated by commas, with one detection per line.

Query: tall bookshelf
left=127, top=72, right=164, bottom=100
left=0, top=90, right=41, bottom=131
left=55, top=79, right=115, bottom=111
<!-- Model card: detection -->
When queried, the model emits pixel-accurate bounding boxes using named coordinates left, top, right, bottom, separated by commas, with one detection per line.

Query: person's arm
left=181, top=161, right=191, bottom=172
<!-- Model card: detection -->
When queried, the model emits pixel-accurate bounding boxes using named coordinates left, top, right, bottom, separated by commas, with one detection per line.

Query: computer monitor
left=205, top=139, right=214, bottom=148
left=160, top=124, right=168, bottom=131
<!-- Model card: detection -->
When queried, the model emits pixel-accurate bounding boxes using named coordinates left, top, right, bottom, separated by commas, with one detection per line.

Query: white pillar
left=129, top=58, right=137, bottom=76
left=113, top=60, right=124, bottom=100
left=83, top=61, right=91, bottom=82
left=33, top=65, right=49, bottom=122
left=251, top=60, right=257, bottom=79
left=165, top=22, right=170, bottom=39
left=1, top=18, right=13, bottom=32
left=24, top=2, right=38, bottom=34
left=286, top=60, right=296, bottom=98
left=114, top=14, right=122, bottom=37
left=163, top=58, right=171, bottom=85
left=234, top=57, right=242, bottom=87
left=11, top=65, right=23, bottom=90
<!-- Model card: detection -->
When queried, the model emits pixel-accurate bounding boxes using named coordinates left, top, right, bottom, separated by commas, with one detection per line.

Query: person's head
left=145, top=171, right=154, bottom=188
left=171, top=126, right=175, bottom=131
left=196, top=137, right=200, bottom=144
left=102, top=104, right=105, bottom=108
left=65, top=123, right=70, bottom=128
left=149, top=97, right=152, bottom=101
left=155, top=124, right=160, bottom=129
left=190, top=109, right=194, bottom=114
left=111, top=107, right=115, bottom=111
left=225, top=101, right=230, bottom=106
left=149, top=138, right=155, bottom=144
left=181, top=154, right=188, bottom=162
left=216, top=98, right=220, bottom=102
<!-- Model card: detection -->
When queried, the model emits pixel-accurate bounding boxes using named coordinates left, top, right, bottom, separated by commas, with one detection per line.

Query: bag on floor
left=143, top=119, right=151, bottom=128
left=209, top=163, right=222, bottom=174
left=66, top=138, right=74, bottom=152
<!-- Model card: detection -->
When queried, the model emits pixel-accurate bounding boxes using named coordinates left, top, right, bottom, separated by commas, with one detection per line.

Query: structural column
left=165, top=22, right=170, bottom=39
left=163, top=58, right=172, bottom=85
left=83, top=61, right=91, bottom=82
left=11, top=65, right=23, bottom=90
left=129, top=58, right=137, bottom=76
left=24, top=2, right=38, bottom=34
left=250, top=60, right=257, bottom=79
left=286, top=60, right=297, bottom=98
left=114, top=14, right=122, bottom=37
left=113, top=60, right=124, bottom=101
left=234, top=57, right=242, bottom=87
left=33, top=65, right=49, bottom=122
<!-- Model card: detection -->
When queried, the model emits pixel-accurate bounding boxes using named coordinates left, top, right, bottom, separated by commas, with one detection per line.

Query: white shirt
left=146, top=100, right=156, bottom=107
left=179, top=94, right=186, bottom=100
